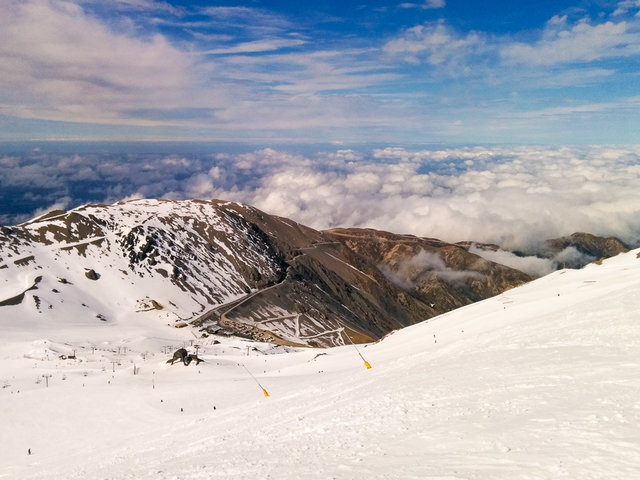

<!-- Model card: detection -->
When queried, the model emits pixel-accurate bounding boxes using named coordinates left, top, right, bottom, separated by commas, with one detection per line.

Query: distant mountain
left=543, top=232, right=629, bottom=266
left=325, top=227, right=531, bottom=312
left=3, top=199, right=620, bottom=348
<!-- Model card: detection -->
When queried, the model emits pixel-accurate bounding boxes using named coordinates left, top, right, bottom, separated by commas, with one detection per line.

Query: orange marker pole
left=241, top=364, right=270, bottom=397
left=341, top=326, right=372, bottom=369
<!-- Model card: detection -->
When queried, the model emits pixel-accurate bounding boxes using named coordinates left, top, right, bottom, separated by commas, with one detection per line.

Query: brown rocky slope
left=5, top=199, right=624, bottom=348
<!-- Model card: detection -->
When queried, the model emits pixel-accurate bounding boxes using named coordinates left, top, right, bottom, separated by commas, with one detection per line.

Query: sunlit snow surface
left=1, top=250, right=640, bottom=479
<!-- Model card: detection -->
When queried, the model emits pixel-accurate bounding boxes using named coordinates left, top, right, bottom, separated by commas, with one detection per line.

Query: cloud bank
left=2, top=145, right=639, bottom=254
left=468, top=245, right=596, bottom=278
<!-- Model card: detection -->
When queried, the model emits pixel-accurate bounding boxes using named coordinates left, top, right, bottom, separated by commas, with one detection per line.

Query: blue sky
left=1, top=0, right=640, bottom=144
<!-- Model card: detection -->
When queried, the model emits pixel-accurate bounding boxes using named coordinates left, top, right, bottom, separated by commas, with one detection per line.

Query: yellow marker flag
left=364, top=361, right=372, bottom=369
left=263, top=388, right=270, bottom=397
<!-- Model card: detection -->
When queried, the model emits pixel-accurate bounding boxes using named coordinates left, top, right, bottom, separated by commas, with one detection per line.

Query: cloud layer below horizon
left=3, top=145, right=639, bottom=252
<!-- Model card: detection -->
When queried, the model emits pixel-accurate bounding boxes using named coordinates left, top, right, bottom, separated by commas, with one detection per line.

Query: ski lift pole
left=241, top=364, right=270, bottom=397
left=341, top=325, right=372, bottom=369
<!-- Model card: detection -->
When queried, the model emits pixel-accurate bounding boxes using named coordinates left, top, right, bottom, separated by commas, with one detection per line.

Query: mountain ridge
left=0, top=198, right=625, bottom=347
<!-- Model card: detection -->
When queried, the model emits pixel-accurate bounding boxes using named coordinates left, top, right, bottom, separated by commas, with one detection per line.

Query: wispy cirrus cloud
left=200, top=38, right=306, bottom=55
left=1, top=0, right=640, bottom=144
left=383, top=21, right=485, bottom=67
left=613, top=0, right=640, bottom=16
left=399, top=0, right=446, bottom=10
left=197, top=6, right=295, bottom=37
left=0, top=0, right=402, bottom=140
left=79, top=0, right=182, bottom=14
left=384, top=9, right=640, bottom=69
left=501, top=15, right=640, bottom=66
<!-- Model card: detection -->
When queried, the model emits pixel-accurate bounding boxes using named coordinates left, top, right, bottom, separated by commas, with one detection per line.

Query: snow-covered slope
left=1, top=248, right=639, bottom=479
left=0, top=198, right=289, bottom=326
left=0, top=198, right=531, bottom=347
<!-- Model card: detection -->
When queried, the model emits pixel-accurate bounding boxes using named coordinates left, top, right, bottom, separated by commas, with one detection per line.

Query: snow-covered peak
left=0, top=199, right=289, bottom=337
left=2, top=198, right=534, bottom=348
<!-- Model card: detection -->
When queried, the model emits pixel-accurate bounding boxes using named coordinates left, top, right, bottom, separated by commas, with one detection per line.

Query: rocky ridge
left=0, top=198, right=620, bottom=347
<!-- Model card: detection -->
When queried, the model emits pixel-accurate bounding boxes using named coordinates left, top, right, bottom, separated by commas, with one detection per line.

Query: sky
left=1, top=1, right=640, bottom=249
left=1, top=0, right=640, bottom=144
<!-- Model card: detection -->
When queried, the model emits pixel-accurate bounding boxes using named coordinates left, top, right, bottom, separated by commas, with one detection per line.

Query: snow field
left=1, top=250, right=640, bottom=479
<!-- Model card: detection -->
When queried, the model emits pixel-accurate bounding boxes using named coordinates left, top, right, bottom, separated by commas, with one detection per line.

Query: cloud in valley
left=468, top=245, right=596, bottom=278
left=380, top=249, right=484, bottom=290
left=2, top=145, right=639, bottom=256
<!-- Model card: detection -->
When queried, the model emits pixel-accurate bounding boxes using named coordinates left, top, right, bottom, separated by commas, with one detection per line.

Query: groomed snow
left=1, top=250, right=640, bottom=479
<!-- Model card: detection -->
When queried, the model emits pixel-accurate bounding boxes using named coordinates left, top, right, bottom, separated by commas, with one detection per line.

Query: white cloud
left=185, top=173, right=216, bottom=199
left=399, top=0, right=446, bottom=9
left=216, top=48, right=400, bottom=95
left=553, top=246, right=596, bottom=268
left=0, top=0, right=196, bottom=125
left=613, top=0, right=640, bottom=16
left=469, top=245, right=598, bottom=278
left=78, top=0, right=182, bottom=14
left=501, top=16, right=640, bottom=66
left=383, top=10, right=640, bottom=85
left=469, top=246, right=556, bottom=278
left=30, top=197, right=73, bottom=222
left=380, top=249, right=483, bottom=290
left=383, top=21, right=483, bottom=67
left=2, top=1, right=639, bottom=143
left=200, top=38, right=306, bottom=55
left=198, top=5, right=293, bottom=37
left=4, top=146, right=640, bottom=252
left=209, top=146, right=640, bottom=251
left=0, top=0, right=397, bottom=136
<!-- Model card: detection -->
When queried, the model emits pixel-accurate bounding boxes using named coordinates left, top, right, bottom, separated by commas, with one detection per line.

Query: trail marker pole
left=241, top=364, right=270, bottom=397
left=342, top=327, right=372, bottom=369
left=355, top=346, right=372, bottom=370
